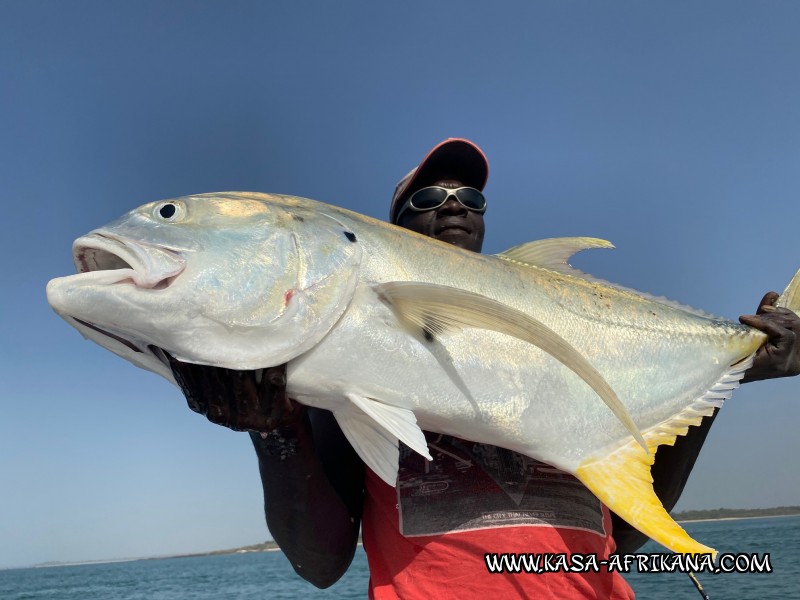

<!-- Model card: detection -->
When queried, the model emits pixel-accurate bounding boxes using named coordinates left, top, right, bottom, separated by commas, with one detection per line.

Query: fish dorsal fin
left=375, top=281, right=647, bottom=452
left=500, top=237, right=725, bottom=321
left=497, top=237, right=614, bottom=275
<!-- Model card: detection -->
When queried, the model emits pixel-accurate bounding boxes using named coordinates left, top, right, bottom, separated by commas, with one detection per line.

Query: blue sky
left=2, top=1, right=800, bottom=569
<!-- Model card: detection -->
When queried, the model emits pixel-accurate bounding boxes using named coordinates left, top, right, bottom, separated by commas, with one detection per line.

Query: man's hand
left=739, top=292, right=800, bottom=383
left=167, top=358, right=304, bottom=432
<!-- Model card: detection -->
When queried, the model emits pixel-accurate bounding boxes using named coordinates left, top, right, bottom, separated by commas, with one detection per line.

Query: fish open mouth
left=60, top=233, right=188, bottom=370
left=76, top=243, right=134, bottom=273
left=73, top=233, right=186, bottom=290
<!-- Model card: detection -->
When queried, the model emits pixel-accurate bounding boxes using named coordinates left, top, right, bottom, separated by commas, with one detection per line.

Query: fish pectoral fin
left=334, top=407, right=400, bottom=486
left=576, top=440, right=717, bottom=558
left=334, top=394, right=431, bottom=486
left=375, top=281, right=647, bottom=452
left=345, top=393, right=432, bottom=461
left=497, top=237, right=614, bottom=274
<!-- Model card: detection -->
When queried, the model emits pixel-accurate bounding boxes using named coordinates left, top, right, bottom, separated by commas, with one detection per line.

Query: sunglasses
left=396, top=186, right=487, bottom=221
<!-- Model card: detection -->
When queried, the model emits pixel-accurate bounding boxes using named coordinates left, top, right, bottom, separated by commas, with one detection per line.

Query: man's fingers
left=169, top=357, right=207, bottom=415
left=241, top=370, right=265, bottom=430
left=258, top=365, right=301, bottom=430
left=206, top=392, right=231, bottom=427
left=236, top=371, right=253, bottom=422
left=265, top=366, right=286, bottom=387
left=739, top=314, right=790, bottom=341
left=167, top=358, right=295, bottom=432
left=741, top=288, right=798, bottom=341
left=740, top=291, right=800, bottom=381
left=756, top=291, right=780, bottom=314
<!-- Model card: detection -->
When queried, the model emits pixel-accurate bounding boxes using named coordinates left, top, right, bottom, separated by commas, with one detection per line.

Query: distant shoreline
left=670, top=505, right=800, bottom=523
left=677, top=513, right=800, bottom=524
left=19, top=509, right=800, bottom=570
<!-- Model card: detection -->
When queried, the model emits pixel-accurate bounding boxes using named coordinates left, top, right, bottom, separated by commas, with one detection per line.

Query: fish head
left=46, top=192, right=363, bottom=382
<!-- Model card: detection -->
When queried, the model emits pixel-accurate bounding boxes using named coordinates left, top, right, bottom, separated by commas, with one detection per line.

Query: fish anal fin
left=577, top=437, right=716, bottom=558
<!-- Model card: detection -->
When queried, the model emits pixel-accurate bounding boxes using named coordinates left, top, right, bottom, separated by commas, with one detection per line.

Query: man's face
left=396, top=179, right=485, bottom=253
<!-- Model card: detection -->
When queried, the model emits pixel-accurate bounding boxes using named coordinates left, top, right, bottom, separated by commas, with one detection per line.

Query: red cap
left=390, top=138, right=489, bottom=224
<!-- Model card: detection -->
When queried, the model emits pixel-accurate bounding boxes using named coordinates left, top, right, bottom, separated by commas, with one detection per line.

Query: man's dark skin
left=171, top=180, right=800, bottom=588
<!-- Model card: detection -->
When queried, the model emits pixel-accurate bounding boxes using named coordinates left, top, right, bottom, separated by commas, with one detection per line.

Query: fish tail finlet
left=576, top=438, right=717, bottom=559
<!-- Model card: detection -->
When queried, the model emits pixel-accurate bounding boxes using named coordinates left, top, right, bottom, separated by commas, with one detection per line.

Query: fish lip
left=73, top=232, right=186, bottom=289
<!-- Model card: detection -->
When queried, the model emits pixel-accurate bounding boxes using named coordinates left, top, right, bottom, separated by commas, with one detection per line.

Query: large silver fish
left=46, top=192, right=800, bottom=558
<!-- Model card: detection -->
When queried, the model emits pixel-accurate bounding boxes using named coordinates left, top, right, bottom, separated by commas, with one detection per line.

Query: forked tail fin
left=576, top=438, right=718, bottom=558
left=573, top=353, right=759, bottom=559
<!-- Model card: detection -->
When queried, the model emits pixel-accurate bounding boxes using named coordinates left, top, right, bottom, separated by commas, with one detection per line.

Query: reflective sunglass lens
left=456, top=188, right=486, bottom=210
left=410, top=187, right=449, bottom=209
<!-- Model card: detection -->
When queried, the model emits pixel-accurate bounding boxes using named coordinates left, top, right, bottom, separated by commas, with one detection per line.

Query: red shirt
left=362, top=435, right=635, bottom=599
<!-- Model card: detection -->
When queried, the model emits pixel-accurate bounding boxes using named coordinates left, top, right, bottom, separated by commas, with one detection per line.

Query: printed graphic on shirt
left=397, top=435, right=605, bottom=537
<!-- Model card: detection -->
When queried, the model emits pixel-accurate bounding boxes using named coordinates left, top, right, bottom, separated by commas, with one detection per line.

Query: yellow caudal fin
left=577, top=439, right=717, bottom=558
left=576, top=348, right=760, bottom=558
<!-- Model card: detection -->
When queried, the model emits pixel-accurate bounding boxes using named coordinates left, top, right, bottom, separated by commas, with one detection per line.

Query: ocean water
left=2, top=516, right=797, bottom=599
left=625, top=515, right=800, bottom=599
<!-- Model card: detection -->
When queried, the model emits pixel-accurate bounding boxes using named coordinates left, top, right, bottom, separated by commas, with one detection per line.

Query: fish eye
left=153, top=201, right=184, bottom=222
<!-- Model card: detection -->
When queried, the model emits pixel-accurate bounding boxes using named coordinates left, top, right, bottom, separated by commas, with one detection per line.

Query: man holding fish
left=176, top=139, right=800, bottom=598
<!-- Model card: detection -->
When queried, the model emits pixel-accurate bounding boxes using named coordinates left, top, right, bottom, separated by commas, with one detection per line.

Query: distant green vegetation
left=177, top=508, right=800, bottom=559
left=172, top=540, right=281, bottom=558
left=672, top=506, right=800, bottom=522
